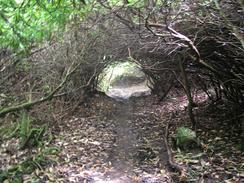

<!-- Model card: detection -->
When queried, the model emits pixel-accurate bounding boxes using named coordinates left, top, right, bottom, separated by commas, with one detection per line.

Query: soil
left=0, top=90, right=243, bottom=183
left=49, top=96, right=172, bottom=183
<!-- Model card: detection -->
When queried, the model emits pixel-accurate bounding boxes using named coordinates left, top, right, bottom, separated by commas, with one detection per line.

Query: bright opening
left=97, top=61, right=152, bottom=100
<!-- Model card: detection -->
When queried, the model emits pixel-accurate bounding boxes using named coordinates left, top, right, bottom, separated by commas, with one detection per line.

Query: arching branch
left=0, top=60, right=96, bottom=117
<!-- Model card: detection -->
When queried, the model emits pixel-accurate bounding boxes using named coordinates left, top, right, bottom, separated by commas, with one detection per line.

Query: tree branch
left=0, top=60, right=91, bottom=117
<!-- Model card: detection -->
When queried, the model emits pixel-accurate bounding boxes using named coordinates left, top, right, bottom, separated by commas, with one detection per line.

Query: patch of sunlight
left=106, top=81, right=151, bottom=99
left=66, top=168, right=170, bottom=182
left=95, top=179, right=124, bottom=183
left=79, top=139, right=101, bottom=146
left=75, top=170, right=130, bottom=183
left=15, top=0, right=23, bottom=4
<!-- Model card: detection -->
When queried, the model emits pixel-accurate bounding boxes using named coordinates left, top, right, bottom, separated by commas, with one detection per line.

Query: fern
left=175, top=127, right=197, bottom=150
left=0, top=145, right=59, bottom=182
left=19, top=112, right=46, bottom=149
left=19, top=112, right=31, bottom=149
left=0, top=122, right=19, bottom=139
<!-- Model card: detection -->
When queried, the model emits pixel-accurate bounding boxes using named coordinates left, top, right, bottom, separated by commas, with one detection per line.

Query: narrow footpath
left=50, top=96, right=172, bottom=182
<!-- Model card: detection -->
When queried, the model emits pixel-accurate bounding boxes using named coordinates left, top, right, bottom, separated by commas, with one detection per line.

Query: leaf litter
left=0, top=92, right=243, bottom=182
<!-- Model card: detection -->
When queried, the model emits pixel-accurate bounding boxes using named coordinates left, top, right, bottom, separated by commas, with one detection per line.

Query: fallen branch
left=0, top=60, right=95, bottom=117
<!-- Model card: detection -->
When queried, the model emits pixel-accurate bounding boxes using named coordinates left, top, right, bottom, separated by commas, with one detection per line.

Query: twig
left=0, top=60, right=90, bottom=117
left=163, top=117, right=187, bottom=179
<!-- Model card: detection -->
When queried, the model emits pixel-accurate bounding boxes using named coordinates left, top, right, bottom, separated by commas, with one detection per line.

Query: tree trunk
left=179, top=59, right=196, bottom=129
left=241, top=119, right=244, bottom=152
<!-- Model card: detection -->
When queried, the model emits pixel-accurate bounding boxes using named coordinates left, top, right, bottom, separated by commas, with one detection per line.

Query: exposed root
left=163, top=116, right=187, bottom=182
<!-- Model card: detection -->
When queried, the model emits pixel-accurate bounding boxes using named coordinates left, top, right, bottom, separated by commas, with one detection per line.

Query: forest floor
left=0, top=91, right=243, bottom=183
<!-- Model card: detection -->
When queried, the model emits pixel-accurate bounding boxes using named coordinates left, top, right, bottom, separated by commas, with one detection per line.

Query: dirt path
left=102, top=100, right=137, bottom=182
left=103, top=100, right=171, bottom=183
left=109, top=100, right=137, bottom=172
left=47, top=97, right=172, bottom=182
left=1, top=92, right=243, bottom=182
left=0, top=95, right=173, bottom=182
left=106, top=82, right=151, bottom=99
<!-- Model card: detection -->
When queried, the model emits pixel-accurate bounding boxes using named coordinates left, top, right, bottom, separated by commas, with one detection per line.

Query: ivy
left=0, top=0, right=89, bottom=51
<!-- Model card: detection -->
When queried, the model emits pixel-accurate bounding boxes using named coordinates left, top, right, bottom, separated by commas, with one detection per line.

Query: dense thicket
left=0, top=0, right=243, bottom=123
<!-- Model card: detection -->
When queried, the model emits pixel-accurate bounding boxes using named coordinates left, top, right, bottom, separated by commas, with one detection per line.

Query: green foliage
left=19, top=112, right=30, bottom=143
left=0, top=145, right=60, bottom=182
left=16, top=60, right=32, bottom=73
left=175, top=127, right=198, bottom=150
left=0, top=0, right=90, bottom=50
left=0, top=113, right=56, bottom=183
left=0, top=113, right=57, bottom=182
left=19, top=112, right=46, bottom=149
left=0, top=122, right=19, bottom=139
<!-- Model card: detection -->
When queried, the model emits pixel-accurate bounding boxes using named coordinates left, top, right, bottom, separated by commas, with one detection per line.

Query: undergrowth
left=19, top=112, right=46, bottom=150
left=174, top=126, right=199, bottom=150
left=0, top=112, right=57, bottom=182
left=0, top=146, right=60, bottom=182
